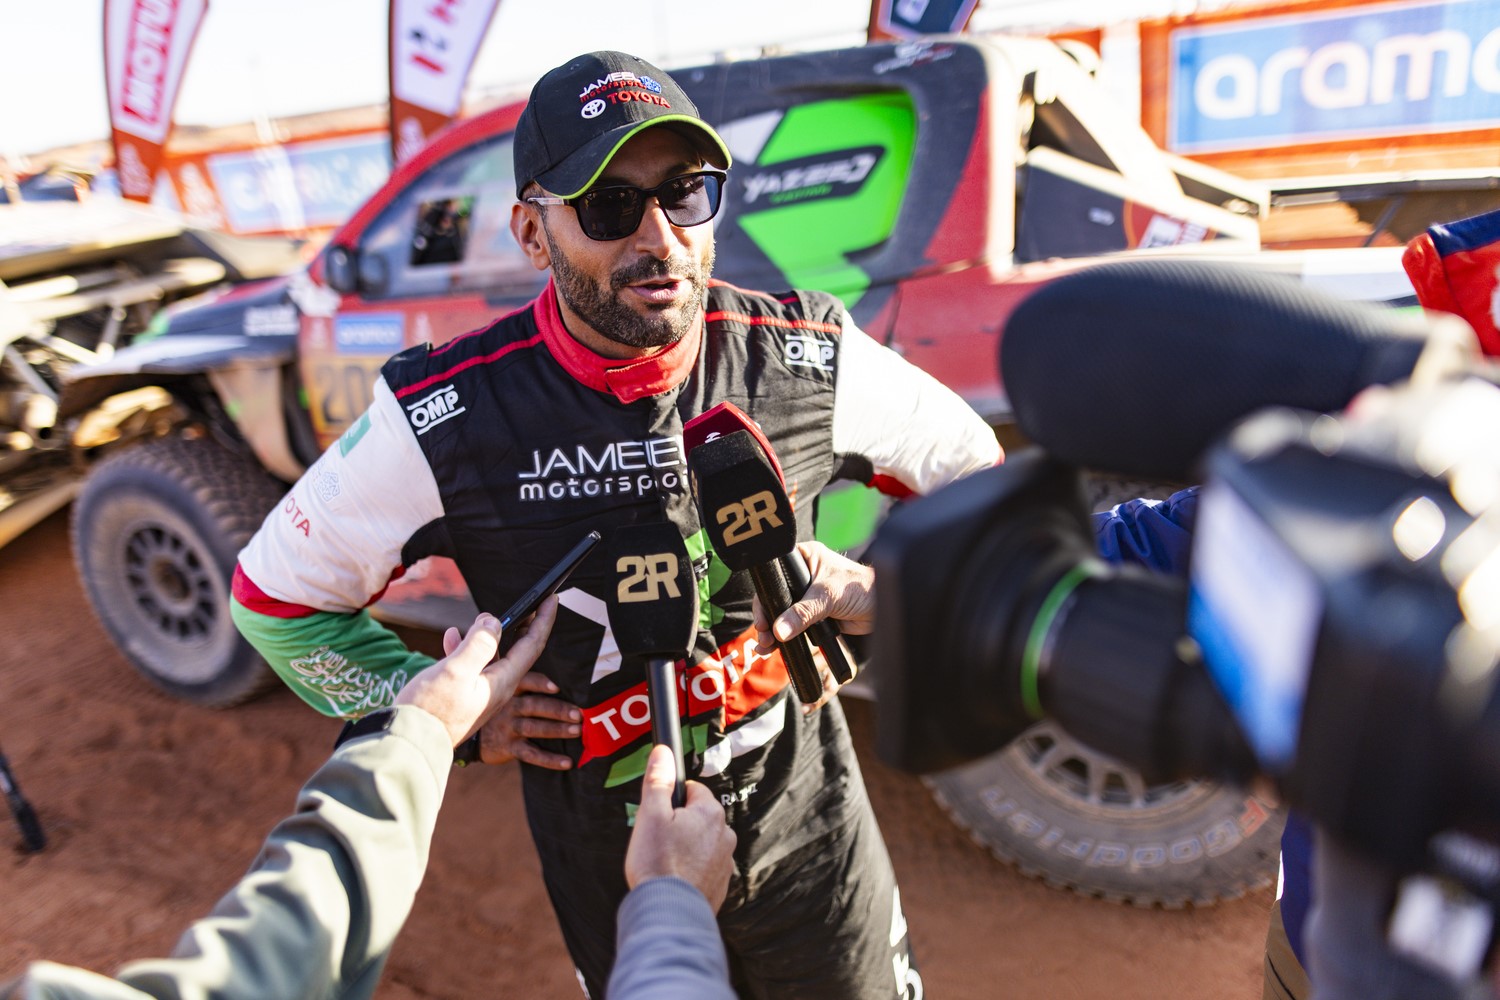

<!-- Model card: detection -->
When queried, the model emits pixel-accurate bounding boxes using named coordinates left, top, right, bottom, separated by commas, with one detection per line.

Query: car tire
left=71, top=434, right=285, bottom=707
left=924, top=720, right=1284, bottom=907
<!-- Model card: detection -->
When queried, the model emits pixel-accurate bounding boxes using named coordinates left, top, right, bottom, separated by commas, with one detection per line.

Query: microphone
left=685, top=403, right=857, bottom=703
left=682, top=403, right=857, bottom=687
left=603, top=522, right=699, bottom=808
left=1000, top=258, right=1432, bottom=482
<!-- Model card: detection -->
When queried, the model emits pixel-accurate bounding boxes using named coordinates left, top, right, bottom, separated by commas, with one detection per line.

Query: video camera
left=869, top=258, right=1500, bottom=896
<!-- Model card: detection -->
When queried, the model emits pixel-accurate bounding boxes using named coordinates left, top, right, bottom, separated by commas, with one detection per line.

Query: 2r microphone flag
left=389, top=0, right=503, bottom=165
left=604, top=522, right=699, bottom=807
left=104, top=0, right=210, bottom=202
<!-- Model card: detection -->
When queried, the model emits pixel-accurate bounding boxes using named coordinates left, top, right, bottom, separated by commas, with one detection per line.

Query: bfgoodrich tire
left=925, top=721, right=1284, bottom=907
left=71, top=434, right=285, bottom=707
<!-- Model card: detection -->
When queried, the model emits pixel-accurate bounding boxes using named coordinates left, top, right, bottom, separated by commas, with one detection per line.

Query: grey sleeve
left=607, top=878, right=735, bottom=1000
left=11, top=706, right=453, bottom=1000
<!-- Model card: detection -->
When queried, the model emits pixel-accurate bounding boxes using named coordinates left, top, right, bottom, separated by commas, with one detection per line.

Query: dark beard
left=543, top=226, right=713, bottom=351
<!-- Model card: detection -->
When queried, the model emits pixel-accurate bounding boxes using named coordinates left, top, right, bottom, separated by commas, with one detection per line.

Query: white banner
left=389, top=0, right=501, bottom=163
left=104, top=0, right=208, bottom=145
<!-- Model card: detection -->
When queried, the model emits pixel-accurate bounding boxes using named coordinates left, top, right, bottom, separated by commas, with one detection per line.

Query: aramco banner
left=1160, top=0, right=1500, bottom=153
left=867, top=0, right=979, bottom=42
left=104, top=0, right=209, bottom=202
left=389, top=0, right=502, bottom=165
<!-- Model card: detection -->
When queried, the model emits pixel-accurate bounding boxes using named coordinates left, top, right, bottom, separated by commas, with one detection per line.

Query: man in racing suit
left=231, top=50, right=999, bottom=999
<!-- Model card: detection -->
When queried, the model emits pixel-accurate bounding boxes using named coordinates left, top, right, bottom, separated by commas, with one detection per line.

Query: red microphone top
left=683, top=401, right=786, bottom=486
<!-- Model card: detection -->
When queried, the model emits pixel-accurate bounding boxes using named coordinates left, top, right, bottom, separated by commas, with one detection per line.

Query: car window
left=358, top=132, right=535, bottom=300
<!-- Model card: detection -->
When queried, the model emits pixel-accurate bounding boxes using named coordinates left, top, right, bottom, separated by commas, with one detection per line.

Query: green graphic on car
left=722, top=94, right=916, bottom=551
left=732, top=93, right=916, bottom=309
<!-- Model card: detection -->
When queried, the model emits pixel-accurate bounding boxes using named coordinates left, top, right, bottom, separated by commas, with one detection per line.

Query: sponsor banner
left=201, top=132, right=391, bottom=233
left=1165, top=0, right=1500, bottom=153
left=104, top=0, right=209, bottom=201
left=868, top=0, right=979, bottom=41
left=389, top=0, right=502, bottom=164
left=579, top=622, right=789, bottom=766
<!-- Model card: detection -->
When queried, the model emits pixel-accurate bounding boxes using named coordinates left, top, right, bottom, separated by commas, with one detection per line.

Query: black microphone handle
left=646, top=657, right=687, bottom=808
left=748, top=561, right=825, bottom=703
left=777, top=551, right=857, bottom=685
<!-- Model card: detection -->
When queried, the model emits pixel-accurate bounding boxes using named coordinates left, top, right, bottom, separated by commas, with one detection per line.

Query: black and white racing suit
left=232, top=278, right=999, bottom=998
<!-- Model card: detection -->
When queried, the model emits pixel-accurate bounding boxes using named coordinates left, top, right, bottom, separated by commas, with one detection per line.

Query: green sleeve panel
left=231, top=598, right=436, bottom=719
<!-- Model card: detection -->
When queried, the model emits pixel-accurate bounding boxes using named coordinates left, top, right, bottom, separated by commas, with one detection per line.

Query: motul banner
left=868, top=0, right=978, bottom=42
left=389, top=0, right=502, bottom=165
left=104, top=0, right=209, bottom=202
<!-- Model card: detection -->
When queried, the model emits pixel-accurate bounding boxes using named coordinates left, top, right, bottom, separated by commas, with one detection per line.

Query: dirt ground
left=1, top=511, right=1274, bottom=998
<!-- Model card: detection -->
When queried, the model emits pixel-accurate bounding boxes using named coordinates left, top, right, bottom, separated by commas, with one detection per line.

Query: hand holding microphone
left=604, top=522, right=699, bottom=807
left=753, top=540, right=877, bottom=649
left=685, top=403, right=858, bottom=705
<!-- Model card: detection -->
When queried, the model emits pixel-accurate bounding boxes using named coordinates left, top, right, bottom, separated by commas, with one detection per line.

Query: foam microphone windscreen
left=604, top=522, right=699, bottom=658
left=1000, top=258, right=1430, bottom=482
left=687, top=430, right=799, bottom=570
left=683, top=401, right=787, bottom=484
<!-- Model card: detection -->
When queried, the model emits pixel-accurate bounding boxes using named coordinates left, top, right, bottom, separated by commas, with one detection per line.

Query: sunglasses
left=527, top=170, right=727, bottom=242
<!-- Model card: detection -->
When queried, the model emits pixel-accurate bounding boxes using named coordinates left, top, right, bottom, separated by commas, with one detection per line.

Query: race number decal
left=308, top=357, right=386, bottom=441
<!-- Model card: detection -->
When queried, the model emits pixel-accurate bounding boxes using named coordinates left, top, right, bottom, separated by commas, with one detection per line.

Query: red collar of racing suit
left=534, top=277, right=703, bottom=404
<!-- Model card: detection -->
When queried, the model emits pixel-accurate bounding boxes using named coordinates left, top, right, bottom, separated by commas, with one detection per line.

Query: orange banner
left=104, top=0, right=209, bottom=202
left=388, top=0, right=502, bottom=165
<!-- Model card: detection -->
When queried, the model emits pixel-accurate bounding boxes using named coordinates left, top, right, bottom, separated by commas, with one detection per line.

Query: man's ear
left=510, top=202, right=552, bottom=272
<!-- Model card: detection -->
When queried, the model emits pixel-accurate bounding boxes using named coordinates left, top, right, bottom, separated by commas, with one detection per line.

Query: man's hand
left=476, top=675, right=581, bottom=769
left=752, top=540, right=876, bottom=690
left=752, top=542, right=876, bottom=648
left=393, top=597, right=558, bottom=748
left=625, top=745, right=737, bottom=912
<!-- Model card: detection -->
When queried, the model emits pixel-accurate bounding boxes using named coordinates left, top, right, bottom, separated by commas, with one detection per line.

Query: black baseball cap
left=513, top=51, right=731, bottom=199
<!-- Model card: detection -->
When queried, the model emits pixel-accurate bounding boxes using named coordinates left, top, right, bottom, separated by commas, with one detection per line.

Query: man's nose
left=631, top=197, right=677, bottom=257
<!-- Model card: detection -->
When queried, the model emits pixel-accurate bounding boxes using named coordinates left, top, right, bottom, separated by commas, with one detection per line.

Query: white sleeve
left=831, top=314, right=1001, bottom=495
left=238, top=377, right=446, bottom=612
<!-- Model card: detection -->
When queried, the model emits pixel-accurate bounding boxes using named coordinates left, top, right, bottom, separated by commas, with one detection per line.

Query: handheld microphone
left=603, top=522, right=699, bottom=807
left=684, top=402, right=858, bottom=689
left=1000, top=258, right=1432, bottom=482
left=687, top=428, right=824, bottom=703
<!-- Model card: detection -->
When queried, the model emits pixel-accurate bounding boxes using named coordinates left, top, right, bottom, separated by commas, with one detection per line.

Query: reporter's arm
left=12, top=705, right=453, bottom=1000
left=610, top=879, right=735, bottom=1000
left=609, top=746, right=736, bottom=1000
left=8, top=608, right=554, bottom=1000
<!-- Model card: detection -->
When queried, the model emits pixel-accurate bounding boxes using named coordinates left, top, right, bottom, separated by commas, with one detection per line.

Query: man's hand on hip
left=477, top=671, right=581, bottom=769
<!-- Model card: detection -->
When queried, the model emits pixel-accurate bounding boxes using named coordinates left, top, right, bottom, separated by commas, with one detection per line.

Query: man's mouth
left=624, top=276, right=685, bottom=305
